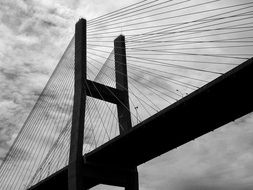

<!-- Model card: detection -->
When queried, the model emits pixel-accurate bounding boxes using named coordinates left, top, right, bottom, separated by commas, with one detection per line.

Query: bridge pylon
left=68, top=18, right=138, bottom=190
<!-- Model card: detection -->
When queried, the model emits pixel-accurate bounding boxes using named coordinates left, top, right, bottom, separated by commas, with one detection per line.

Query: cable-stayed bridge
left=0, top=0, right=253, bottom=189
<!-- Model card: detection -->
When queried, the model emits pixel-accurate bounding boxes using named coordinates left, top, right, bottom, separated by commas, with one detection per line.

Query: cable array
left=86, top=0, right=253, bottom=122
left=0, top=37, right=75, bottom=189
left=0, top=0, right=252, bottom=189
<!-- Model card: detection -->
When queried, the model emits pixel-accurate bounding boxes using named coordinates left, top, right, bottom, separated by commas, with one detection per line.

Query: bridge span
left=29, top=58, right=253, bottom=189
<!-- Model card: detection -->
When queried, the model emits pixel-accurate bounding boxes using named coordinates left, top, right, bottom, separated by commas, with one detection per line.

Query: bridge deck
left=29, top=58, right=253, bottom=189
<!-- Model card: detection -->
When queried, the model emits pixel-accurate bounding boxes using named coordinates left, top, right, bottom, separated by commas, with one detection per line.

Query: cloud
left=0, top=0, right=77, bottom=155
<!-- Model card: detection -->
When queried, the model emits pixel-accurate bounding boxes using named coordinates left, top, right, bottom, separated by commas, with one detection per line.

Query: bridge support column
left=125, top=168, right=139, bottom=190
left=80, top=160, right=139, bottom=190
left=114, top=35, right=132, bottom=134
left=114, top=35, right=139, bottom=190
left=68, top=18, right=87, bottom=190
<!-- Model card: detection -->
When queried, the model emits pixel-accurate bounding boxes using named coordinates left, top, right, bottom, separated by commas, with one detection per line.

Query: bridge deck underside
left=29, top=58, right=253, bottom=190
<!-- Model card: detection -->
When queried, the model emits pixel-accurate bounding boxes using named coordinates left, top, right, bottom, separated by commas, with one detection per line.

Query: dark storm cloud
left=0, top=68, right=20, bottom=81
left=0, top=62, right=49, bottom=82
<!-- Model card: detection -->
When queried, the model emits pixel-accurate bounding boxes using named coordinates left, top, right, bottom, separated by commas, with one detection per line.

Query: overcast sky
left=0, top=0, right=253, bottom=189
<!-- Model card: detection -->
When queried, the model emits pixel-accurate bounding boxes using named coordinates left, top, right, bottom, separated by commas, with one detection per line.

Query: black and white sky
left=0, top=0, right=253, bottom=189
